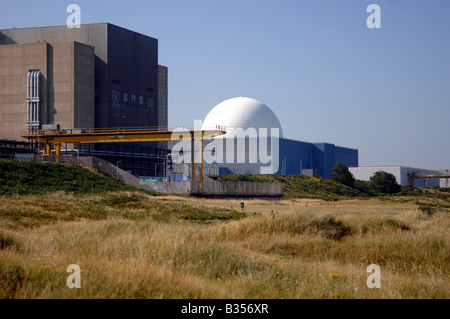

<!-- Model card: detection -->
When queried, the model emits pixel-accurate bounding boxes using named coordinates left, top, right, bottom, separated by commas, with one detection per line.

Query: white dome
left=202, top=97, right=283, bottom=138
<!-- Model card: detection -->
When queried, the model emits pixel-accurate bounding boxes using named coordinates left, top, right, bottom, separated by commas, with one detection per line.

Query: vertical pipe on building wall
left=26, top=70, right=41, bottom=132
left=36, top=71, right=40, bottom=129
left=31, top=71, right=36, bottom=131
left=26, top=71, right=31, bottom=132
left=31, top=71, right=35, bottom=131
left=29, top=71, right=32, bottom=131
left=33, top=71, right=37, bottom=130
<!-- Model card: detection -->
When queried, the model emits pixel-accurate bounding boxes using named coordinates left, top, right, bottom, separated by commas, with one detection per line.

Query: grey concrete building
left=0, top=41, right=95, bottom=139
left=349, top=166, right=449, bottom=188
left=0, top=23, right=168, bottom=177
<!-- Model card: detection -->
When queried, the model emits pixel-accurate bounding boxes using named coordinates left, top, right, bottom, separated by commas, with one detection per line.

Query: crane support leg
left=199, top=137, right=203, bottom=193
left=191, top=136, right=196, bottom=192
left=44, top=143, right=51, bottom=155
left=55, top=143, right=61, bottom=156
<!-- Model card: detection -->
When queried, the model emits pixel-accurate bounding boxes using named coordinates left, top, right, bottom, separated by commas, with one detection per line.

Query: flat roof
left=0, top=22, right=157, bottom=41
left=349, top=166, right=444, bottom=172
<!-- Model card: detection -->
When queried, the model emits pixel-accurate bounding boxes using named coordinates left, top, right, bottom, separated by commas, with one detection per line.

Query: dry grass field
left=0, top=191, right=448, bottom=299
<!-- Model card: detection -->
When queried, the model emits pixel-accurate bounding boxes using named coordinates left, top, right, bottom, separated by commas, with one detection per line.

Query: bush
left=331, top=163, right=355, bottom=187
left=397, top=185, right=416, bottom=196
left=384, top=219, right=410, bottom=231
left=0, top=231, right=22, bottom=250
left=370, top=171, right=401, bottom=195
left=307, top=216, right=353, bottom=241
left=416, top=202, right=437, bottom=215
left=0, top=159, right=152, bottom=195
left=353, top=180, right=374, bottom=195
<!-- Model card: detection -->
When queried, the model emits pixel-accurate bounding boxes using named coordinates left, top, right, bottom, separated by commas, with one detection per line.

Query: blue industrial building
left=171, top=97, right=358, bottom=179
left=279, top=139, right=358, bottom=178
left=211, top=138, right=358, bottom=178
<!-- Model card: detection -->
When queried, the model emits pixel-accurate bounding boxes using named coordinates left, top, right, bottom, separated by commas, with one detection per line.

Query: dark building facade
left=0, top=23, right=168, bottom=177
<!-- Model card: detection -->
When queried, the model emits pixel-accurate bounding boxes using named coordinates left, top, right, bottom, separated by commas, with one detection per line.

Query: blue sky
left=1, top=0, right=449, bottom=169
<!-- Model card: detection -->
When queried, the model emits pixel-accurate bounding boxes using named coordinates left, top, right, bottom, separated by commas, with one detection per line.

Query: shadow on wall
left=0, top=32, right=18, bottom=45
left=46, top=44, right=55, bottom=124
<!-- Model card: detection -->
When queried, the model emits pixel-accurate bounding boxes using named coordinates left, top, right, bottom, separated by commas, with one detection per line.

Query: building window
left=112, top=90, right=120, bottom=104
left=131, top=94, right=136, bottom=105
left=123, top=92, right=129, bottom=103
left=139, top=95, right=144, bottom=105
left=147, top=97, right=155, bottom=111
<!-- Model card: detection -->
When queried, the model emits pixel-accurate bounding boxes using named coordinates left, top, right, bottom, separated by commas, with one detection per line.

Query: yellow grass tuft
left=0, top=192, right=448, bottom=298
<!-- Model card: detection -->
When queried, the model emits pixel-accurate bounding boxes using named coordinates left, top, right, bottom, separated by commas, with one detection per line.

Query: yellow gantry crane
left=22, top=126, right=227, bottom=192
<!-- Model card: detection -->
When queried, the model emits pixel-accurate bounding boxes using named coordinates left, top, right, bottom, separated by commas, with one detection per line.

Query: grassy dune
left=0, top=159, right=155, bottom=195
left=0, top=192, right=448, bottom=299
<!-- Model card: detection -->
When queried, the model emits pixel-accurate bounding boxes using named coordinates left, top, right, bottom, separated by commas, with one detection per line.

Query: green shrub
left=384, top=219, right=410, bottom=231
left=307, top=217, right=353, bottom=241
left=100, top=194, right=141, bottom=207
left=330, top=163, right=355, bottom=187
left=0, top=159, right=156, bottom=196
left=0, top=231, right=22, bottom=250
left=369, top=171, right=401, bottom=194
left=416, top=201, right=438, bottom=215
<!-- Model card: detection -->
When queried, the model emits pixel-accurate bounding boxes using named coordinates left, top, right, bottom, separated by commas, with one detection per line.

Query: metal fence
left=207, top=181, right=283, bottom=196
left=36, top=155, right=78, bottom=164
left=78, top=156, right=142, bottom=188
left=172, top=163, right=219, bottom=178
left=180, top=163, right=283, bottom=197
left=78, top=156, right=192, bottom=194
left=35, top=155, right=283, bottom=197
left=140, top=181, right=191, bottom=194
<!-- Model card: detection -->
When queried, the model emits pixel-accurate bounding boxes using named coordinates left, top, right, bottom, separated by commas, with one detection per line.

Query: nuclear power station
left=1, top=23, right=447, bottom=190
left=169, top=97, right=358, bottom=179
